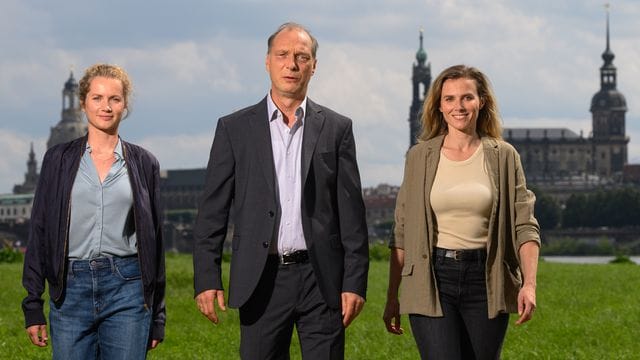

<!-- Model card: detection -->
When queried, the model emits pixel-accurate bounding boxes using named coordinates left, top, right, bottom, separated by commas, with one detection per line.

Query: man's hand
left=195, top=289, right=227, bottom=324
left=341, top=292, right=365, bottom=327
left=26, top=324, right=48, bottom=347
left=382, top=298, right=403, bottom=335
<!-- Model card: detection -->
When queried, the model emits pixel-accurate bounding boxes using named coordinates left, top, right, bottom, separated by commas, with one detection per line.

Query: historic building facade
left=504, top=13, right=628, bottom=186
left=47, top=71, right=87, bottom=149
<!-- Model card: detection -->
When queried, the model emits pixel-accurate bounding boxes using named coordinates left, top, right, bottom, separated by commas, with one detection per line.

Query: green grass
left=1, top=255, right=639, bottom=359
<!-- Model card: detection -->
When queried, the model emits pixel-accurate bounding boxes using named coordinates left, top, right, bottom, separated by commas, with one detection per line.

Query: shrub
left=0, top=246, right=23, bottom=263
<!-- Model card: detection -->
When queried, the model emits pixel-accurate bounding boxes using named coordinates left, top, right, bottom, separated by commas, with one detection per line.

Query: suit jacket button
left=262, top=242, right=269, bottom=248
left=268, top=211, right=275, bottom=217
left=422, top=254, right=428, bottom=259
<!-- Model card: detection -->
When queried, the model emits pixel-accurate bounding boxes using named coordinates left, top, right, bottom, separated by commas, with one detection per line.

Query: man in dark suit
left=193, top=22, right=369, bottom=359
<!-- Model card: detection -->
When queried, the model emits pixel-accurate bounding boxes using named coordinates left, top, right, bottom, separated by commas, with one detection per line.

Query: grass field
left=1, top=254, right=639, bottom=359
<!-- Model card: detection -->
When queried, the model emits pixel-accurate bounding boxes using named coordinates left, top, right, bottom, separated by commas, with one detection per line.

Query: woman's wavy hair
left=418, top=64, right=502, bottom=141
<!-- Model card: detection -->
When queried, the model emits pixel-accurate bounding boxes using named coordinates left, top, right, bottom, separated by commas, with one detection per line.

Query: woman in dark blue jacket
left=22, top=64, right=165, bottom=359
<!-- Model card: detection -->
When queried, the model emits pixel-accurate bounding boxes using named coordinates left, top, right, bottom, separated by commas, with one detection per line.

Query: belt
left=434, top=247, right=486, bottom=261
left=269, top=250, right=309, bottom=265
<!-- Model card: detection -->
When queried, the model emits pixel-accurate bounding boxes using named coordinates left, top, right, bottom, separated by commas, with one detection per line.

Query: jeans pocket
left=114, top=259, right=142, bottom=280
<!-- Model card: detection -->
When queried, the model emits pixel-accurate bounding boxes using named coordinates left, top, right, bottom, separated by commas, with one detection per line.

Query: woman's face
left=82, top=76, right=126, bottom=135
left=439, top=77, right=484, bottom=136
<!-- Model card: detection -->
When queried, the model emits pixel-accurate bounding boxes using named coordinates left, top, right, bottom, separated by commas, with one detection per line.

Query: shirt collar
left=267, top=92, right=307, bottom=126
left=86, top=138, right=124, bottom=160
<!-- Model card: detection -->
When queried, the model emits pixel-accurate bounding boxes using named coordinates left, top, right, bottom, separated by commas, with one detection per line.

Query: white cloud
left=134, top=133, right=215, bottom=171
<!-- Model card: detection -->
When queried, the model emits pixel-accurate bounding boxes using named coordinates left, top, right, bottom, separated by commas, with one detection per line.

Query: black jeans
left=409, top=249, right=509, bottom=360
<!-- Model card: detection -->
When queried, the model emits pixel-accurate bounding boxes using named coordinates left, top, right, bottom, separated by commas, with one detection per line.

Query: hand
left=515, top=284, right=536, bottom=325
left=148, top=339, right=161, bottom=350
left=382, top=298, right=403, bottom=335
left=26, top=324, right=48, bottom=347
left=341, top=292, right=365, bottom=327
left=195, top=289, right=226, bottom=324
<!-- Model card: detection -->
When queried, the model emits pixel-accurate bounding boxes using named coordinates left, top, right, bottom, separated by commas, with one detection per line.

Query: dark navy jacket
left=21, top=136, right=166, bottom=340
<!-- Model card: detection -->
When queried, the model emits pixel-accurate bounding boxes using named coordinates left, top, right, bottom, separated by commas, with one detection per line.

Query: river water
left=543, top=256, right=640, bottom=265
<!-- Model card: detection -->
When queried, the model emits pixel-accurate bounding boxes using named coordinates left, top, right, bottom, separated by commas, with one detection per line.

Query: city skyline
left=1, top=0, right=639, bottom=193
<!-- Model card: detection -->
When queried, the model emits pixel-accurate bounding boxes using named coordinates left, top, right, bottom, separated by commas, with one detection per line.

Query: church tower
left=13, top=143, right=39, bottom=194
left=590, top=8, right=628, bottom=177
left=47, top=71, right=87, bottom=149
left=408, top=29, right=431, bottom=147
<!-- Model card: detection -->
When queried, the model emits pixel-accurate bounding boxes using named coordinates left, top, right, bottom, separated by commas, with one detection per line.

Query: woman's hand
left=383, top=298, right=404, bottom=335
left=26, top=324, right=48, bottom=347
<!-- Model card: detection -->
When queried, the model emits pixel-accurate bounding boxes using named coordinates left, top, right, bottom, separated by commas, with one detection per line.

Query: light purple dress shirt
left=267, top=93, right=307, bottom=255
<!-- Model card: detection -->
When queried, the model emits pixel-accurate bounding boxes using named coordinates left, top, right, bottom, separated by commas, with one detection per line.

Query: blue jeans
left=49, top=256, right=151, bottom=360
left=409, top=249, right=509, bottom=360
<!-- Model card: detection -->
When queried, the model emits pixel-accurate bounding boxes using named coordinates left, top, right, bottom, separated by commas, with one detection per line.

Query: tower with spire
left=13, top=143, right=39, bottom=194
left=501, top=5, right=630, bottom=189
left=408, top=29, right=431, bottom=147
left=47, top=71, right=87, bottom=149
left=590, top=6, right=628, bottom=177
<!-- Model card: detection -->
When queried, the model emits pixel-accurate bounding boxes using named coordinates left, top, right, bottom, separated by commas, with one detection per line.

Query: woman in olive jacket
left=383, top=65, right=540, bottom=359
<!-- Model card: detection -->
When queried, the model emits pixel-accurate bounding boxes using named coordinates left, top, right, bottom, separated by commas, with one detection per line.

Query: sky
left=1, top=0, right=639, bottom=193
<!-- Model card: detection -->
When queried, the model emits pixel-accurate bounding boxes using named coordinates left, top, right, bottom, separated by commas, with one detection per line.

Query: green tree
left=530, top=187, right=560, bottom=230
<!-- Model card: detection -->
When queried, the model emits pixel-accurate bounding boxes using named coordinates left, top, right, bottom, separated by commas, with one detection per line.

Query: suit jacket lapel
left=301, top=100, right=325, bottom=183
left=249, top=97, right=276, bottom=194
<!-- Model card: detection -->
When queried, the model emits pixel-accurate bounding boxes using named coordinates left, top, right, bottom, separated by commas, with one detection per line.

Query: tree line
left=532, top=186, right=640, bottom=229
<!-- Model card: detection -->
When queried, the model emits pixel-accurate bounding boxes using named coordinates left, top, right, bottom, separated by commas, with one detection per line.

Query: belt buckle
left=279, top=253, right=295, bottom=265
left=446, top=250, right=461, bottom=260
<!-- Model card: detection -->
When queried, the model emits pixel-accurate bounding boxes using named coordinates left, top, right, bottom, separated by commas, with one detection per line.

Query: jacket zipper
left=55, top=142, right=84, bottom=301
left=123, top=142, right=149, bottom=310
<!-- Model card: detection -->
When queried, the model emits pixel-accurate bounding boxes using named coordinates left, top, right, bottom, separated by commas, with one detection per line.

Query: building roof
left=503, top=128, right=581, bottom=140
left=160, top=168, right=206, bottom=187
left=0, top=193, right=34, bottom=205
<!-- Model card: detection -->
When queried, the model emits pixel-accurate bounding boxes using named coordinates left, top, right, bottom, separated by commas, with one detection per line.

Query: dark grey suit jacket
left=193, top=97, right=369, bottom=309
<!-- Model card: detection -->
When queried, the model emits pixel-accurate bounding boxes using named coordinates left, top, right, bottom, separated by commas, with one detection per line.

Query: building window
left=0, top=208, right=4, bottom=216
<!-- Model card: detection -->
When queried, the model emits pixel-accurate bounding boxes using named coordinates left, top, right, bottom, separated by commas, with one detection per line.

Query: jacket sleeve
left=193, top=119, right=235, bottom=296
left=391, top=153, right=411, bottom=250
left=150, top=157, right=166, bottom=341
left=512, top=150, right=541, bottom=248
left=21, top=152, right=51, bottom=328
left=336, top=120, right=369, bottom=299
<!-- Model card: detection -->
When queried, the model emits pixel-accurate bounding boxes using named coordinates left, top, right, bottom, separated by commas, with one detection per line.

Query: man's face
left=266, top=28, right=316, bottom=101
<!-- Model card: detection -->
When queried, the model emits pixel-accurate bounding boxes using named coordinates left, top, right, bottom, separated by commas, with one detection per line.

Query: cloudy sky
left=1, top=0, right=639, bottom=193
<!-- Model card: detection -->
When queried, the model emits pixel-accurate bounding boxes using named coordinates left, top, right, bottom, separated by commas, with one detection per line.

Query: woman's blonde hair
left=419, top=64, right=502, bottom=141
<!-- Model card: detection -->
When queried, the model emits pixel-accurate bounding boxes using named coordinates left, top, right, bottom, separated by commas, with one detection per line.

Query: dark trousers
left=409, top=250, right=509, bottom=360
left=239, top=258, right=344, bottom=360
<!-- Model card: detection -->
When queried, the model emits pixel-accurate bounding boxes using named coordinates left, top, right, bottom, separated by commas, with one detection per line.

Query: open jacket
left=21, top=135, right=166, bottom=340
left=391, top=135, right=540, bottom=318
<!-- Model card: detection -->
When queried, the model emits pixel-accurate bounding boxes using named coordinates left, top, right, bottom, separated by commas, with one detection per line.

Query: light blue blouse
left=68, top=139, right=137, bottom=259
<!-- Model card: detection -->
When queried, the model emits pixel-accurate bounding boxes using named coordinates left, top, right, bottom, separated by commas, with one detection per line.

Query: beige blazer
left=391, top=135, right=540, bottom=318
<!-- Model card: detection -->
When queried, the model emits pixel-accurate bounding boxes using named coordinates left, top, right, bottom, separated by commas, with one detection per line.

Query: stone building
left=47, top=71, right=87, bottom=149
left=504, top=13, right=628, bottom=188
left=13, top=143, right=39, bottom=194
